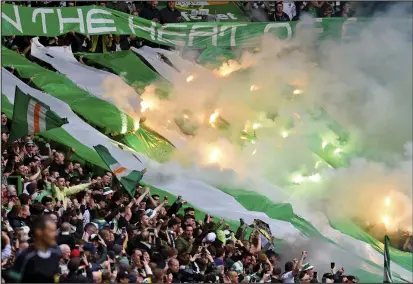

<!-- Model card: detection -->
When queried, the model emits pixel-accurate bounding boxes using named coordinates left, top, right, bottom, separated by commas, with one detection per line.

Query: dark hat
left=117, top=269, right=129, bottom=280
left=112, top=244, right=123, bottom=256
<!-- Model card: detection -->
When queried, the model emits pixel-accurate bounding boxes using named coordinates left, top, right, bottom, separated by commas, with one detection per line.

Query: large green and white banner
left=1, top=3, right=369, bottom=48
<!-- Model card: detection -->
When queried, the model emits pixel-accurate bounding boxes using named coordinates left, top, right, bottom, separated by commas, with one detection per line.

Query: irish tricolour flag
left=9, top=87, right=68, bottom=142
left=94, top=144, right=146, bottom=198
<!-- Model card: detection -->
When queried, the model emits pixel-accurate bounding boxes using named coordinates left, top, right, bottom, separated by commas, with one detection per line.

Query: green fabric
left=2, top=47, right=134, bottom=134
left=76, top=50, right=172, bottom=97
left=1, top=4, right=380, bottom=48
left=94, top=144, right=145, bottom=198
left=123, top=126, right=175, bottom=163
left=9, top=86, right=68, bottom=142
left=197, top=45, right=237, bottom=68
left=2, top=48, right=174, bottom=162
left=218, top=186, right=413, bottom=272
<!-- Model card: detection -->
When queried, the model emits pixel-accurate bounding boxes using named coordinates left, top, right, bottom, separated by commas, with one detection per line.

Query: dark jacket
left=140, top=7, right=160, bottom=21
left=60, top=268, right=93, bottom=283
left=57, top=233, right=76, bottom=249
left=159, top=7, right=182, bottom=24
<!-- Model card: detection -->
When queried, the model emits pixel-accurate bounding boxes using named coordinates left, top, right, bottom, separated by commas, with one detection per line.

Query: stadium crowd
left=1, top=112, right=362, bottom=283
left=1, top=1, right=412, bottom=284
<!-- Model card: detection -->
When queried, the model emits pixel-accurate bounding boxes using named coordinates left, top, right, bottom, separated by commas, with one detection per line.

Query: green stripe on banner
left=123, top=127, right=175, bottom=163
left=1, top=94, right=106, bottom=168
left=76, top=50, right=172, bottom=95
left=218, top=186, right=413, bottom=272
left=1, top=47, right=132, bottom=134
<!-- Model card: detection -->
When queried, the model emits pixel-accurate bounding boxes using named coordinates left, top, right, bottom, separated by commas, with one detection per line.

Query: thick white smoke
left=98, top=3, right=412, bottom=248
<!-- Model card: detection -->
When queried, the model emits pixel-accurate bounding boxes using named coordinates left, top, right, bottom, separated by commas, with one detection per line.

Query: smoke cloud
left=99, top=3, right=412, bottom=248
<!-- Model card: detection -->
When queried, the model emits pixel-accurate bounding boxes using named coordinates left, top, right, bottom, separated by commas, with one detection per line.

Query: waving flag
left=94, top=144, right=146, bottom=198
left=384, top=235, right=393, bottom=283
left=9, top=87, right=68, bottom=142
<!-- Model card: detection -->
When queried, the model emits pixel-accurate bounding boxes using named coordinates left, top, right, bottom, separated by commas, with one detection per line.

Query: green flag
left=93, top=144, right=146, bottom=198
left=8, top=87, right=68, bottom=142
left=384, top=235, right=393, bottom=283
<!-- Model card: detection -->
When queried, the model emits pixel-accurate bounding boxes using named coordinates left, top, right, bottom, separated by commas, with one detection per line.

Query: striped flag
left=8, top=87, right=68, bottom=142
left=384, top=235, right=393, bottom=283
left=94, top=144, right=146, bottom=198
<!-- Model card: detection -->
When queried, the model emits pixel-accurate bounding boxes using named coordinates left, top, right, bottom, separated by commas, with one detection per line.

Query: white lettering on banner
left=32, top=8, right=55, bottom=34
left=157, top=24, right=187, bottom=46
left=219, top=24, right=247, bottom=46
left=342, top=17, right=357, bottom=40
left=181, top=11, right=238, bottom=22
left=1, top=5, right=23, bottom=33
left=264, top=23, right=292, bottom=40
left=295, top=18, right=324, bottom=36
left=128, top=16, right=156, bottom=41
left=86, top=9, right=117, bottom=34
left=188, top=25, right=218, bottom=46
left=57, top=8, right=85, bottom=33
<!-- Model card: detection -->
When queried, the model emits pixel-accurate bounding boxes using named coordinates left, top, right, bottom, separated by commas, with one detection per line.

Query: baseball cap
left=70, top=249, right=81, bottom=258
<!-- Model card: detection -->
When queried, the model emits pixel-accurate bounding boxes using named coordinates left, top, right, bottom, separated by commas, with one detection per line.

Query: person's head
left=67, top=1, right=75, bottom=7
left=227, top=270, right=239, bottom=283
left=137, top=213, right=148, bottom=227
left=33, top=215, right=58, bottom=247
left=167, top=1, right=176, bottom=9
left=184, top=207, right=195, bottom=216
left=102, top=173, right=111, bottom=185
left=56, top=177, right=66, bottom=189
left=60, top=222, right=71, bottom=233
left=1, top=113, right=7, bottom=126
left=276, top=2, right=283, bottom=13
left=149, top=1, right=158, bottom=8
left=93, top=271, right=102, bottom=283
left=60, top=244, right=71, bottom=260
left=241, top=252, right=253, bottom=266
left=67, top=257, right=81, bottom=272
left=322, top=273, right=334, bottom=283
left=117, top=269, right=130, bottom=283
left=132, top=11, right=139, bottom=17
left=216, top=247, right=225, bottom=259
left=42, top=196, right=54, bottom=212
left=184, top=215, right=195, bottom=228
left=7, top=185, right=17, bottom=197
left=323, top=4, right=333, bottom=16
left=19, top=193, right=31, bottom=206
left=341, top=2, right=351, bottom=13
left=99, top=1, right=107, bottom=7
left=19, top=205, right=31, bottom=218
left=168, top=217, right=181, bottom=231
left=26, top=182, right=38, bottom=196
left=151, top=194, right=160, bottom=205
left=64, top=161, right=74, bottom=172
left=272, top=267, right=282, bottom=278
left=285, top=261, right=294, bottom=272
left=55, top=152, right=65, bottom=164
left=184, top=224, right=193, bottom=238
left=84, top=223, right=98, bottom=235
left=131, top=248, right=143, bottom=265
left=168, top=258, right=179, bottom=273
left=1, top=132, right=8, bottom=143
left=167, top=247, right=178, bottom=259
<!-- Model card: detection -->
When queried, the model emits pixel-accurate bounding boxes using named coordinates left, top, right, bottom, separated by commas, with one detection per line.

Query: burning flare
left=213, top=60, right=242, bottom=77
left=140, top=100, right=153, bottom=113
left=209, top=110, right=220, bottom=127
left=250, top=84, right=261, bottom=91
left=208, top=148, right=221, bottom=163
left=293, top=89, right=303, bottom=95
left=186, top=75, right=194, bottom=82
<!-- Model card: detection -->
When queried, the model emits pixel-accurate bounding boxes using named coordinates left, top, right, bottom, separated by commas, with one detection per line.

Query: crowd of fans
left=1, top=1, right=412, bottom=283
left=2, top=112, right=365, bottom=283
